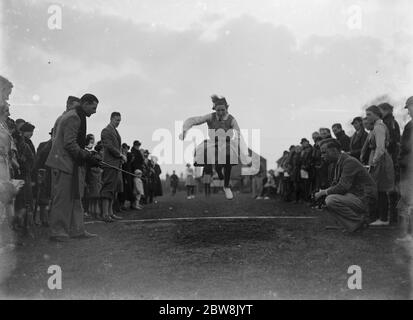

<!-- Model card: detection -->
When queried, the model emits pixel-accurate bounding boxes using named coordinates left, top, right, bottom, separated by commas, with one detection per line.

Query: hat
left=300, top=138, right=309, bottom=144
left=351, top=116, right=363, bottom=125
left=15, top=119, right=25, bottom=126
left=133, top=140, right=141, bottom=146
left=144, top=149, right=150, bottom=154
left=122, top=143, right=130, bottom=150
left=405, top=96, right=413, bottom=109
left=378, top=103, right=394, bottom=112
left=366, top=105, right=382, bottom=118
left=20, top=122, right=35, bottom=133
left=134, top=169, right=142, bottom=175
left=67, top=96, right=80, bottom=105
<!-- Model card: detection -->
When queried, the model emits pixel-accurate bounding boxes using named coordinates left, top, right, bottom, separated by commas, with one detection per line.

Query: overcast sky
left=1, top=0, right=413, bottom=176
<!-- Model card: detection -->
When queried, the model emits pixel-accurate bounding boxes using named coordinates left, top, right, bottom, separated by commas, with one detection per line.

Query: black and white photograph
left=1, top=0, right=413, bottom=304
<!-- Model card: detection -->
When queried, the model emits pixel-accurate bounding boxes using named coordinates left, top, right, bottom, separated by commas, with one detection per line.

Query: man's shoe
left=72, top=231, right=98, bottom=239
left=351, top=221, right=369, bottom=233
left=110, top=214, right=123, bottom=220
left=223, top=187, right=233, bottom=200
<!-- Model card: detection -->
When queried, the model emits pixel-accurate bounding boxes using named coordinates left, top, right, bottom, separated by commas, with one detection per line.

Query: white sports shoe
left=223, top=187, right=233, bottom=200
left=395, top=235, right=413, bottom=243
left=369, top=219, right=390, bottom=226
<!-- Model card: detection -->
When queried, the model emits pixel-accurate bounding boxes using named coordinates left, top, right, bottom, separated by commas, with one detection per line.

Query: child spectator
left=132, top=169, right=144, bottom=210
left=202, top=165, right=213, bottom=197
left=185, top=163, right=196, bottom=199
left=85, top=142, right=103, bottom=219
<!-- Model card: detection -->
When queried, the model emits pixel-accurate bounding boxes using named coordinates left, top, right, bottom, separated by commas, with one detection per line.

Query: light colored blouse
left=182, top=112, right=250, bottom=158
left=183, top=113, right=240, bottom=135
left=369, top=119, right=389, bottom=167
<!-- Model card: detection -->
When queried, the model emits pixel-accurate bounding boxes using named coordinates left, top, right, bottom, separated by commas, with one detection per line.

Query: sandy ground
left=0, top=192, right=411, bottom=300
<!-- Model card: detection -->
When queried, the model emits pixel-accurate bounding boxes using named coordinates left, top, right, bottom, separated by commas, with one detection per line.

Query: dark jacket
left=34, top=139, right=53, bottom=200
left=335, top=130, right=351, bottom=152
left=349, top=129, right=368, bottom=160
left=101, top=124, right=122, bottom=167
left=170, top=174, right=179, bottom=187
left=153, top=164, right=163, bottom=197
left=399, top=120, right=412, bottom=171
left=46, top=109, right=91, bottom=174
left=35, top=140, right=51, bottom=169
left=131, top=147, right=144, bottom=172
left=382, top=114, right=401, bottom=160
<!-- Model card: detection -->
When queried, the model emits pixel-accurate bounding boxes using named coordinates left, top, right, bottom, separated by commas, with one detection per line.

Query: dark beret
left=20, top=122, right=35, bottom=132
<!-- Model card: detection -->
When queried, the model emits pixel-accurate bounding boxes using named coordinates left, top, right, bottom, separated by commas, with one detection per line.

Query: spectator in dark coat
left=332, top=123, right=351, bottom=152
left=360, top=117, right=375, bottom=165
left=15, top=122, right=36, bottom=226
left=118, top=143, right=134, bottom=210
left=152, top=156, right=163, bottom=199
left=397, top=97, right=413, bottom=241
left=33, top=129, right=53, bottom=226
left=290, top=145, right=303, bottom=203
left=142, top=150, right=155, bottom=204
left=170, top=171, right=179, bottom=195
left=349, top=117, right=368, bottom=161
left=319, top=128, right=334, bottom=187
left=300, top=138, right=313, bottom=201
left=283, top=145, right=296, bottom=202
left=131, top=140, right=144, bottom=172
left=311, top=132, right=322, bottom=190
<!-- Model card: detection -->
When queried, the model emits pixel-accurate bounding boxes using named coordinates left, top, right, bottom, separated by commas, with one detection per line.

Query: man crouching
left=315, top=139, right=377, bottom=233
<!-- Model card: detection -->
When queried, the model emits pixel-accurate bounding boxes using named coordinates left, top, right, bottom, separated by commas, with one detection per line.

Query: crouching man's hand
left=315, top=189, right=328, bottom=200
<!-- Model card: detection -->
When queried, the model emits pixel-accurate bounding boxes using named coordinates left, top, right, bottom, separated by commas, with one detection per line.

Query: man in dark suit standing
left=46, top=94, right=101, bottom=242
left=332, top=123, right=351, bottom=152
left=33, top=129, right=53, bottom=226
left=397, top=97, right=413, bottom=241
left=100, top=112, right=126, bottom=222
left=349, top=117, right=368, bottom=160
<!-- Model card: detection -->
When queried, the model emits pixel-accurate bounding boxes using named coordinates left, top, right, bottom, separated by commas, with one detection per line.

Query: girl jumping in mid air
left=180, top=95, right=251, bottom=200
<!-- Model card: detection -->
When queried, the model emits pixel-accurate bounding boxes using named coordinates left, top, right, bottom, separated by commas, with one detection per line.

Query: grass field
left=0, top=192, right=411, bottom=300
